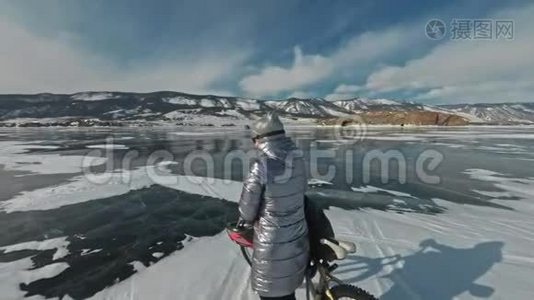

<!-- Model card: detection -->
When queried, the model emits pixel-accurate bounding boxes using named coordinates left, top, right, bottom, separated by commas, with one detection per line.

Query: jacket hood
left=251, top=112, right=285, bottom=138
left=257, top=134, right=300, bottom=161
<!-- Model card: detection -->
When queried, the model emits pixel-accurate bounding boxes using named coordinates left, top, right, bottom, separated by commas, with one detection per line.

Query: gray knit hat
left=251, top=112, right=285, bottom=138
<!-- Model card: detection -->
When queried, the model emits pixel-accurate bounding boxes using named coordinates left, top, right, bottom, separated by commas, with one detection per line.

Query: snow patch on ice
left=364, top=135, right=424, bottom=141
left=156, top=161, right=179, bottom=167
left=81, top=249, right=102, bottom=256
left=428, top=142, right=465, bottom=149
left=1, top=164, right=242, bottom=213
left=0, top=141, right=107, bottom=175
left=0, top=258, right=69, bottom=299
left=464, top=168, right=534, bottom=209
left=351, top=185, right=415, bottom=198
left=22, top=262, right=70, bottom=284
left=159, top=175, right=242, bottom=203
left=308, top=178, right=333, bottom=186
left=129, top=261, right=147, bottom=273
left=24, top=145, right=61, bottom=150
left=88, top=233, right=257, bottom=300
left=0, top=236, right=72, bottom=299
left=463, top=168, right=504, bottom=179
left=86, top=144, right=129, bottom=150
left=0, top=168, right=154, bottom=213
left=171, top=131, right=229, bottom=136
left=0, top=236, right=70, bottom=260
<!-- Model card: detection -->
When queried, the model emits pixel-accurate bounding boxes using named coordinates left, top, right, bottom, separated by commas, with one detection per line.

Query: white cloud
left=415, top=81, right=534, bottom=103
left=0, top=19, right=247, bottom=94
left=239, top=47, right=332, bottom=97
left=365, top=4, right=534, bottom=103
left=239, top=27, right=414, bottom=97
left=325, top=84, right=364, bottom=101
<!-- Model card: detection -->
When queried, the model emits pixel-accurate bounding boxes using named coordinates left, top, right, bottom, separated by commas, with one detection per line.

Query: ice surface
left=87, top=189, right=534, bottom=299
left=2, top=127, right=534, bottom=299
left=0, top=160, right=511, bottom=299
left=2, top=166, right=534, bottom=299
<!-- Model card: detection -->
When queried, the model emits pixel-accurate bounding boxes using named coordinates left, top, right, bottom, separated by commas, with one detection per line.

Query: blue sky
left=0, top=0, right=533, bottom=103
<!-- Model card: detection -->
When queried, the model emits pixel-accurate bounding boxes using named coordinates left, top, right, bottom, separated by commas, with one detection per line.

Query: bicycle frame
left=307, top=261, right=345, bottom=300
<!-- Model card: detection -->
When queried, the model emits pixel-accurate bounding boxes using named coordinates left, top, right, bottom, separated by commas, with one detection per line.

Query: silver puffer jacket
left=239, top=134, right=309, bottom=298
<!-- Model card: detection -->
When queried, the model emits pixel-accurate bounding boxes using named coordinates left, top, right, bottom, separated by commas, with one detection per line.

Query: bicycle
left=226, top=222, right=378, bottom=300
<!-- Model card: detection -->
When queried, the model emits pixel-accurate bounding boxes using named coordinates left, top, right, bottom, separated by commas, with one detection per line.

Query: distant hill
left=0, top=91, right=532, bottom=126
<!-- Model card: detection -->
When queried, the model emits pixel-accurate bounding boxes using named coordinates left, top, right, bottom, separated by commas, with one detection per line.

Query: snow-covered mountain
left=442, top=103, right=534, bottom=124
left=0, top=91, right=532, bottom=126
left=0, top=92, right=270, bottom=126
left=265, top=97, right=352, bottom=117
left=333, top=97, right=404, bottom=111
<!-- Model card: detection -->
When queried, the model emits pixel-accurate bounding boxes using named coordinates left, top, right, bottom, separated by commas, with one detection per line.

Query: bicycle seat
left=320, top=238, right=356, bottom=260
left=337, top=240, right=356, bottom=253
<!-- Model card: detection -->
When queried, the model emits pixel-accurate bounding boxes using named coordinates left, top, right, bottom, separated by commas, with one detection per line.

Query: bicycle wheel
left=325, top=284, right=378, bottom=300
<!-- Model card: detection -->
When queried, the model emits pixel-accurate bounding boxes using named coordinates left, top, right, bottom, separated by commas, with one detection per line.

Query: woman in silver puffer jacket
left=239, top=113, right=309, bottom=300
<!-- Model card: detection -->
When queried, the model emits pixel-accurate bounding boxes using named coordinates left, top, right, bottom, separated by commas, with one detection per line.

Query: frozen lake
left=1, top=125, right=534, bottom=299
